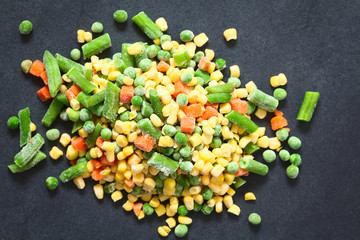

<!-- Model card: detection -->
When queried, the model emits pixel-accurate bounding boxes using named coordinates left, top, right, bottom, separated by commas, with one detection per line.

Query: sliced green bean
left=67, top=67, right=96, bottom=94
left=233, top=177, right=246, bottom=188
left=247, top=88, right=279, bottom=112
left=55, top=53, right=83, bottom=73
left=173, top=50, right=190, bottom=67
left=42, top=98, right=64, bottom=127
left=18, top=107, right=31, bottom=147
left=14, top=133, right=45, bottom=168
left=121, top=43, right=135, bottom=67
left=103, top=82, right=120, bottom=122
left=76, top=92, right=103, bottom=116
left=43, top=50, right=62, bottom=97
left=8, top=151, right=46, bottom=173
left=84, top=68, right=93, bottom=81
left=135, top=42, right=148, bottom=67
left=71, top=121, right=84, bottom=134
left=147, top=152, right=179, bottom=175
left=56, top=92, right=70, bottom=106
left=205, top=82, right=235, bottom=94
left=84, top=90, right=105, bottom=108
left=59, top=161, right=87, bottom=183
left=86, top=123, right=103, bottom=148
left=239, top=157, right=268, bottom=176
left=136, top=118, right=161, bottom=141
left=297, top=91, right=320, bottom=122
left=225, top=110, right=258, bottom=133
left=82, top=33, right=112, bottom=59
left=194, top=69, right=211, bottom=85
left=132, top=11, right=163, bottom=40
left=149, top=89, right=163, bottom=118
left=207, top=93, right=232, bottom=104
left=243, top=142, right=260, bottom=154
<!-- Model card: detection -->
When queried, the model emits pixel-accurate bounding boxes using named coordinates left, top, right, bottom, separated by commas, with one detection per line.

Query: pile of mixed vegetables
left=9, top=11, right=320, bottom=237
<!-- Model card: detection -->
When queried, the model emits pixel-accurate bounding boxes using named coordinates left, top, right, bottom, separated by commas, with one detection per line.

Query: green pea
left=288, top=136, right=302, bottom=150
left=146, top=45, right=160, bottom=58
left=116, top=74, right=124, bottom=87
left=70, top=49, right=81, bottom=61
left=188, top=60, right=196, bottom=69
left=46, top=129, right=60, bottom=141
left=132, top=186, right=143, bottom=195
left=194, top=202, right=202, bottom=211
left=215, top=58, right=226, bottom=70
left=124, top=67, right=137, bottom=79
left=59, top=110, right=69, bottom=121
left=86, top=151, right=92, bottom=160
left=172, top=152, right=181, bottom=161
left=162, top=125, right=177, bottom=136
left=177, top=205, right=188, bottom=216
left=101, top=128, right=112, bottom=140
left=7, top=116, right=19, bottom=129
left=262, top=150, right=276, bottom=163
left=131, top=96, right=143, bottom=107
left=154, top=175, right=164, bottom=188
left=119, top=111, right=130, bottom=121
left=174, top=132, right=187, bottom=145
left=279, top=149, right=290, bottom=161
left=210, top=137, right=222, bottom=148
left=112, top=52, right=122, bottom=60
left=160, top=34, right=171, bottom=45
left=290, top=153, right=302, bottom=166
left=180, top=161, right=193, bottom=173
left=139, top=59, right=152, bottom=72
left=179, top=146, right=191, bottom=158
left=143, top=150, right=154, bottom=160
left=188, top=175, right=201, bottom=185
left=176, top=93, right=188, bottom=106
left=113, top=10, right=128, bottom=23
left=247, top=102, right=256, bottom=115
left=46, top=176, right=58, bottom=190
left=193, top=126, right=202, bottom=135
left=202, top=186, right=213, bottom=200
left=83, top=121, right=95, bottom=133
left=21, top=59, right=32, bottom=74
left=248, top=213, right=261, bottom=225
left=174, top=224, right=188, bottom=237
left=181, top=72, right=192, bottom=84
left=161, top=147, right=174, bottom=156
left=68, top=109, right=80, bottom=122
left=273, top=88, right=287, bottom=100
left=213, top=124, right=222, bottom=136
left=193, top=51, right=204, bottom=63
left=157, top=50, right=170, bottom=61
left=104, top=182, right=116, bottom=194
left=286, top=165, right=299, bottom=179
left=228, top=77, right=241, bottom=88
left=226, top=162, right=239, bottom=174
left=91, top=22, right=103, bottom=33
left=143, top=203, right=154, bottom=215
left=276, top=128, right=289, bottom=141
left=79, top=108, right=92, bottom=122
left=180, top=30, right=194, bottom=42
left=19, top=20, right=32, bottom=35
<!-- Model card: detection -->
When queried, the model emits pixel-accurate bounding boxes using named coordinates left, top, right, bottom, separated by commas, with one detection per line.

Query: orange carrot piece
left=120, top=86, right=134, bottom=103
left=133, top=203, right=143, bottom=216
left=91, top=168, right=104, bottom=181
left=65, top=84, right=82, bottom=101
left=180, top=116, right=196, bottom=134
left=203, top=106, right=219, bottom=120
left=29, top=60, right=45, bottom=77
left=198, top=57, right=211, bottom=71
left=156, top=60, right=170, bottom=72
left=40, top=71, right=48, bottom=85
left=134, top=134, right=156, bottom=152
left=235, top=164, right=250, bottom=177
left=37, top=86, right=51, bottom=102
left=100, top=155, right=117, bottom=166
left=174, top=81, right=190, bottom=97
left=273, top=109, right=283, bottom=116
left=183, top=104, right=202, bottom=118
left=69, top=160, right=77, bottom=166
left=72, top=137, right=88, bottom=151
left=125, top=178, right=135, bottom=189
left=177, top=168, right=187, bottom=175
left=65, top=89, right=76, bottom=102
left=230, top=98, right=248, bottom=114
left=205, top=102, right=219, bottom=110
left=270, top=116, right=288, bottom=131
left=96, top=137, right=105, bottom=150
left=90, top=160, right=102, bottom=169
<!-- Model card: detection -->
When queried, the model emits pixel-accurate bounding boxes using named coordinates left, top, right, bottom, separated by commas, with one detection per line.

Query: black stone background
left=0, top=0, right=359, bottom=239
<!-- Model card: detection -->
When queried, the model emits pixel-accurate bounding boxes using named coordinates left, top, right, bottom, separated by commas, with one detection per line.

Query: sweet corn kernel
left=73, top=176, right=85, bottom=189
left=245, top=192, right=256, bottom=201
left=189, top=133, right=202, bottom=147
left=78, top=128, right=88, bottom=138
left=59, top=133, right=71, bottom=147
left=185, top=42, right=196, bottom=58
left=49, top=146, right=63, bottom=160
left=224, top=195, right=233, bottom=208
left=84, top=31, right=93, bottom=42
left=270, top=76, right=279, bottom=87
left=216, top=201, right=223, bottom=213
left=223, top=28, right=237, bottom=41
left=127, top=42, right=143, bottom=55
left=166, top=217, right=176, bottom=228
left=224, top=173, right=235, bottom=185
left=255, top=107, right=267, bottom=119
left=257, top=136, right=270, bottom=148
left=227, top=187, right=236, bottom=196
left=150, top=197, right=160, bottom=208
left=219, top=103, right=232, bottom=114
left=103, top=141, right=115, bottom=152
left=122, top=200, right=134, bottom=211
left=158, top=136, right=174, bottom=147
left=194, top=33, right=209, bottom=47
left=277, top=73, right=288, bottom=86
left=93, top=184, right=104, bottom=199
left=161, top=41, right=173, bottom=51
left=116, top=135, right=128, bottom=148
left=143, top=178, right=156, bottom=192
left=239, top=136, right=252, bottom=148
left=158, top=226, right=169, bottom=237
left=208, top=62, right=216, bottom=74
left=110, top=190, right=123, bottom=202
left=150, top=114, right=164, bottom=127
left=155, top=17, right=168, bottom=31
left=178, top=216, right=192, bottom=225
left=29, top=122, right=36, bottom=132
left=211, top=70, right=223, bottom=81
left=245, top=81, right=257, bottom=93
left=205, top=49, right=215, bottom=61
left=123, top=76, right=134, bottom=86
left=255, top=127, right=266, bottom=137
left=123, top=145, right=134, bottom=157
left=211, top=164, right=225, bottom=177
left=77, top=29, right=85, bottom=43
left=230, top=65, right=240, bottom=78
left=108, top=71, right=120, bottom=81
left=66, top=145, right=78, bottom=160
left=228, top=204, right=241, bottom=216
left=269, top=137, right=281, bottom=150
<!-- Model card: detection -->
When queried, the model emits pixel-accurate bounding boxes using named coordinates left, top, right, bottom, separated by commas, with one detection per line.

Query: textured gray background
left=0, top=0, right=360, bottom=239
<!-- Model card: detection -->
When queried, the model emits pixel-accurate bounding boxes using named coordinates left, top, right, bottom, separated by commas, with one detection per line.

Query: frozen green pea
left=134, top=86, right=146, bottom=96
left=119, top=111, right=130, bottom=121
left=7, top=116, right=19, bottom=129
left=210, top=137, right=222, bottom=148
left=21, top=59, right=32, bottom=74
left=276, top=128, right=289, bottom=141
left=202, top=187, right=213, bottom=200
left=160, top=34, right=171, bottom=45
left=124, top=67, right=137, bottom=79
left=132, top=186, right=143, bottom=195
left=175, top=132, right=187, bottom=145
left=180, top=161, right=193, bottom=173
left=290, top=153, right=302, bottom=166
left=19, top=20, right=32, bottom=35
left=163, top=125, right=177, bottom=136
left=279, top=149, right=290, bottom=161
left=287, top=165, right=299, bottom=179
left=146, top=45, right=160, bottom=58
left=262, top=149, right=276, bottom=163
left=288, top=136, right=302, bottom=150
left=161, top=147, right=174, bottom=156
left=83, top=121, right=95, bottom=133
left=213, top=123, right=222, bottom=136
left=226, top=161, right=239, bottom=174
left=70, top=49, right=81, bottom=61
left=181, top=72, right=192, bottom=84
left=180, top=30, right=194, bottom=42
left=139, top=58, right=152, bottom=72
left=273, top=88, right=287, bottom=100
left=193, top=126, right=202, bottom=135
left=131, top=96, right=143, bottom=107
left=157, top=50, right=170, bottom=61
left=101, top=128, right=112, bottom=140
left=79, top=108, right=92, bottom=122
left=134, top=76, right=145, bottom=87
left=176, top=94, right=188, bottom=106
left=46, top=176, right=58, bottom=190
left=113, top=52, right=122, bottom=60
left=68, top=109, right=80, bottom=122
left=215, top=58, right=226, bottom=70
left=113, top=10, right=128, bottom=23
left=46, top=129, right=60, bottom=141
left=59, top=110, right=69, bottom=121
left=248, top=213, right=261, bottom=225
left=172, top=152, right=181, bottom=161
left=177, top=205, right=188, bottom=216
left=116, top=74, right=124, bottom=87
left=143, top=203, right=154, bottom=215
left=179, top=146, right=191, bottom=158
left=228, top=77, right=241, bottom=88
left=188, top=60, right=196, bottom=69
left=91, top=22, right=103, bottom=33
left=196, top=77, right=204, bottom=86
left=193, top=51, right=204, bottom=62
left=174, top=224, right=188, bottom=237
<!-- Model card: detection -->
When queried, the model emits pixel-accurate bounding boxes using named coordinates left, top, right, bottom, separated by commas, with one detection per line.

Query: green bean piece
left=71, top=121, right=84, bottom=134
left=147, top=152, right=179, bottom=175
left=67, top=67, right=96, bottom=94
left=135, top=43, right=148, bottom=67
left=8, top=151, right=46, bottom=173
left=297, top=91, right=320, bottom=122
left=103, top=82, right=120, bottom=123
left=82, top=33, right=112, bottom=59
left=86, top=123, right=103, bottom=148
left=136, top=118, right=161, bottom=141
left=42, top=98, right=64, bottom=127
left=194, top=69, right=211, bottom=85
left=14, top=133, right=45, bottom=168
left=76, top=92, right=103, bottom=116
left=132, top=11, right=163, bottom=40
left=239, top=157, right=269, bottom=176
left=225, top=110, right=258, bottom=134
left=55, top=53, right=83, bottom=73
left=84, top=91, right=105, bottom=108
left=207, top=93, right=232, bottom=104
left=18, top=107, right=31, bottom=147
left=243, top=142, right=260, bottom=154
left=173, top=50, right=190, bottom=67
left=56, top=92, right=70, bottom=106
left=84, top=67, right=93, bottom=82
left=114, top=59, right=128, bottom=73
left=233, top=177, right=246, bottom=188
left=149, top=89, right=163, bottom=118
left=120, top=43, right=135, bottom=67
left=176, top=174, right=190, bottom=188
left=19, top=20, right=33, bottom=34
left=59, top=161, right=87, bottom=183
left=247, top=88, right=279, bottom=112
left=248, top=213, right=261, bottom=225
left=141, top=101, right=153, bottom=118
left=43, top=50, right=62, bottom=97
left=205, top=82, right=235, bottom=94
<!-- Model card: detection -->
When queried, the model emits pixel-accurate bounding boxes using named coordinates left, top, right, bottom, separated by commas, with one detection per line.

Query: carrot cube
left=134, top=134, right=156, bottom=152
left=120, top=86, right=134, bottom=103
left=180, top=116, right=195, bottom=134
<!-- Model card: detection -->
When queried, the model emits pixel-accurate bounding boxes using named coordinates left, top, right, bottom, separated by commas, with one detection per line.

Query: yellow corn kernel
left=158, top=226, right=169, bottom=237
left=245, top=81, right=257, bottom=93
left=77, top=128, right=88, bottom=138
left=143, top=178, right=156, bottom=192
left=187, top=90, right=200, bottom=104
left=131, top=164, right=144, bottom=174
left=149, top=166, right=160, bottom=176
left=29, top=122, right=36, bottom=132
left=223, top=28, right=237, bottom=41
left=224, top=173, right=235, bottom=185
left=230, top=65, right=240, bottom=78
left=217, top=157, right=229, bottom=168
left=257, top=136, right=270, bottom=148
left=219, top=103, right=232, bottom=114
left=189, top=133, right=202, bottom=147
left=153, top=37, right=161, bottom=45
left=228, top=204, right=241, bottom=216
left=116, top=135, right=128, bottom=148
left=224, top=195, right=233, bottom=208
left=201, top=133, right=213, bottom=145
left=245, top=192, right=256, bottom=201
left=137, top=210, right=145, bottom=220
left=182, top=196, right=194, bottom=211
left=123, top=145, right=134, bottom=157
left=73, top=176, right=85, bottom=189
left=127, top=42, right=143, bottom=55
left=155, top=17, right=168, bottom=31
left=123, top=170, right=132, bottom=180
left=66, top=145, right=78, bottom=160
left=132, top=173, right=144, bottom=185
left=235, top=88, right=247, bottom=99
left=110, top=190, right=123, bottom=202
left=122, top=200, right=134, bottom=211
left=159, top=195, right=170, bottom=202
left=167, top=114, right=177, bottom=125
left=49, top=146, right=63, bottom=160
left=277, top=73, right=287, bottom=86
left=199, top=148, right=216, bottom=162
left=255, top=107, right=267, bottom=119
left=102, top=141, right=115, bottom=152
left=178, top=216, right=192, bottom=225
left=59, top=133, right=71, bottom=147
left=93, top=184, right=104, bottom=199
left=185, top=42, right=196, bottom=58
left=166, top=204, right=176, bottom=217
left=59, top=84, right=67, bottom=93
left=194, top=160, right=205, bottom=171
left=211, top=164, right=225, bottom=177
left=270, top=75, right=280, bottom=87
left=216, top=201, right=223, bottom=213
left=77, top=29, right=85, bottom=43
left=108, top=71, right=120, bottom=81
left=127, top=194, right=138, bottom=203
left=269, top=137, right=281, bottom=150
left=158, top=136, right=174, bottom=147
left=210, top=70, right=223, bottom=81
left=203, top=124, right=215, bottom=135
left=161, top=41, right=173, bottom=51
left=255, top=127, right=266, bottom=137
left=200, top=162, right=214, bottom=175
left=149, top=197, right=160, bottom=209
left=170, top=196, right=178, bottom=205
left=194, top=33, right=209, bottom=47
left=239, top=136, right=252, bottom=148
left=166, top=217, right=176, bottom=228
left=227, top=187, right=236, bottom=196
left=84, top=31, right=92, bottom=42
left=123, top=76, right=134, bottom=86
left=141, top=193, right=152, bottom=202
left=150, top=114, right=164, bottom=128
left=207, top=62, right=216, bottom=74
left=207, top=198, right=216, bottom=208
left=205, top=49, right=215, bottom=61
left=188, top=186, right=201, bottom=195
left=208, top=182, right=221, bottom=194
left=163, top=178, right=176, bottom=195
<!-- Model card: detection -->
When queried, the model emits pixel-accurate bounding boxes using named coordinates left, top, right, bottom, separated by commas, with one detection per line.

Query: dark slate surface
left=1, top=0, right=360, bottom=239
